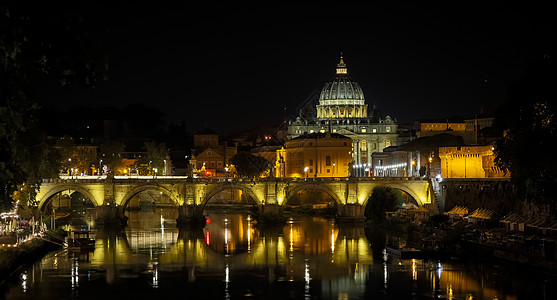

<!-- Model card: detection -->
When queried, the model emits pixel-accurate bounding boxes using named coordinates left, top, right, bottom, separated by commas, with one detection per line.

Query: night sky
left=38, top=4, right=556, bottom=135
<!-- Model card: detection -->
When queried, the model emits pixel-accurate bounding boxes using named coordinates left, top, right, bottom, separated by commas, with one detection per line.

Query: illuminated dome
left=316, top=56, right=368, bottom=120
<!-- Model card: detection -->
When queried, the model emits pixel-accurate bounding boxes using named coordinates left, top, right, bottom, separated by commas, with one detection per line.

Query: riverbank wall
left=0, top=239, right=62, bottom=285
left=438, top=178, right=519, bottom=215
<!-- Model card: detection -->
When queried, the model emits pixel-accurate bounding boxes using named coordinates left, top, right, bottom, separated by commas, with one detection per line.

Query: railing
left=45, top=175, right=430, bottom=184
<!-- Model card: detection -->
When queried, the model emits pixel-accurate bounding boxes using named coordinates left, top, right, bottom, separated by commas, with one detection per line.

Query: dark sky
left=39, top=4, right=556, bottom=135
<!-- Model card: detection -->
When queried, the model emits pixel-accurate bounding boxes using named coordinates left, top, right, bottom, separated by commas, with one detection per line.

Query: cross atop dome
left=336, top=53, right=347, bottom=74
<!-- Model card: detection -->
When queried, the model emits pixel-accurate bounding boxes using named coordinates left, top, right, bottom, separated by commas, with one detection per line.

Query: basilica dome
left=316, top=56, right=368, bottom=120
left=319, top=57, right=365, bottom=102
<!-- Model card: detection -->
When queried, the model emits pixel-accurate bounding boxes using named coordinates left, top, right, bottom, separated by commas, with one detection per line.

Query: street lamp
left=304, top=167, right=309, bottom=179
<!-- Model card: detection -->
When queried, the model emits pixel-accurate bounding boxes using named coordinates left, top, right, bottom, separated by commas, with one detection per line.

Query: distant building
left=416, top=116, right=499, bottom=145
left=439, top=145, right=509, bottom=178
left=190, top=128, right=237, bottom=177
left=287, top=56, right=398, bottom=167
left=276, top=132, right=352, bottom=178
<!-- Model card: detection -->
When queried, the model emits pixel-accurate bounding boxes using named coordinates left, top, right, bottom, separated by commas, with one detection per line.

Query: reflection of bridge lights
left=412, top=259, right=417, bottom=281
left=247, top=218, right=251, bottom=252
left=304, top=259, right=311, bottom=298
left=383, top=262, right=388, bottom=289
left=21, top=272, right=27, bottom=293
left=436, top=262, right=443, bottom=279
left=206, top=230, right=210, bottom=246
left=289, top=224, right=294, bottom=251
left=71, top=257, right=79, bottom=289
left=152, top=264, right=159, bottom=289
left=331, top=229, right=335, bottom=253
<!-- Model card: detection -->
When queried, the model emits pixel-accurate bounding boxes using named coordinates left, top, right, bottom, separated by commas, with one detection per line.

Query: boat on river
left=385, top=244, right=422, bottom=259
left=67, top=230, right=95, bottom=252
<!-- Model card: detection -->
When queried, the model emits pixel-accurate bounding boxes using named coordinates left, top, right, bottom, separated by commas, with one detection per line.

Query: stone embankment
left=0, top=236, right=62, bottom=285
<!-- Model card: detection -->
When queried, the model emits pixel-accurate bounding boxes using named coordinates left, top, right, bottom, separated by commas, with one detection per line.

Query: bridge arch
left=284, top=182, right=343, bottom=206
left=38, top=184, right=101, bottom=211
left=360, top=182, right=429, bottom=207
left=201, top=183, right=262, bottom=208
left=120, top=184, right=180, bottom=208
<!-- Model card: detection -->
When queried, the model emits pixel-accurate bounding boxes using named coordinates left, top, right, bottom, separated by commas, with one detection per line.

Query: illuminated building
left=439, top=145, right=509, bottom=178
left=287, top=56, right=398, bottom=167
left=416, top=116, right=498, bottom=145
left=276, top=131, right=352, bottom=178
left=190, top=127, right=237, bottom=177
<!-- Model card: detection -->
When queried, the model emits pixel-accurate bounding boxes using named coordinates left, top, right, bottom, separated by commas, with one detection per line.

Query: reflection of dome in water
left=316, top=56, right=368, bottom=120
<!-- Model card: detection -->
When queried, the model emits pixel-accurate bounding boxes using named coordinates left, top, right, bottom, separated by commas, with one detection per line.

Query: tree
left=56, top=136, right=96, bottom=175
left=1, top=2, right=111, bottom=209
left=365, top=186, right=404, bottom=223
left=135, top=141, right=168, bottom=175
left=494, top=51, right=557, bottom=211
left=99, top=141, right=125, bottom=176
left=229, top=152, right=270, bottom=179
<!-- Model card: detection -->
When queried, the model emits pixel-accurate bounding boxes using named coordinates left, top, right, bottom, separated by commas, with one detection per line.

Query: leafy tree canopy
left=494, top=51, right=557, bottom=208
left=1, top=1, right=111, bottom=209
left=365, top=186, right=404, bottom=223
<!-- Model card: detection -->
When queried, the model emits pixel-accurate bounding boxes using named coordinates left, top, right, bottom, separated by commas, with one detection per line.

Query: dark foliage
left=494, top=51, right=557, bottom=208
left=364, top=186, right=404, bottom=223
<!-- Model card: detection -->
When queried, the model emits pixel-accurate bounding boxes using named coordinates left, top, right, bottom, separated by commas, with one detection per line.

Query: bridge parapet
left=37, top=176, right=434, bottom=226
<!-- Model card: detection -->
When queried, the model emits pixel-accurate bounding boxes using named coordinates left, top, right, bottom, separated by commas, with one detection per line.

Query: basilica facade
left=287, top=56, right=398, bottom=167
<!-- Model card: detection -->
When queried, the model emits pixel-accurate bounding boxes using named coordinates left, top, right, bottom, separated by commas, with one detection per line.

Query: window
left=360, top=140, right=367, bottom=151
left=386, top=126, right=391, bottom=133
left=372, top=128, right=377, bottom=133
left=309, top=159, right=313, bottom=166
left=361, top=127, right=367, bottom=133
left=326, top=156, right=331, bottom=166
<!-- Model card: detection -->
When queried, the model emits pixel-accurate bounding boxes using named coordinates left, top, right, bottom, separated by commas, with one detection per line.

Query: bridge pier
left=95, top=205, right=128, bottom=227
left=336, top=203, right=366, bottom=224
left=176, top=205, right=207, bottom=227
left=256, top=204, right=286, bottom=225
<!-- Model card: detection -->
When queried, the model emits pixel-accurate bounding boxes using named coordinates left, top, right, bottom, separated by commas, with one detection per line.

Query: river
left=1, top=208, right=556, bottom=299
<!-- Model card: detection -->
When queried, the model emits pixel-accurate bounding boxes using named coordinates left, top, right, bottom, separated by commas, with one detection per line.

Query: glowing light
left=412, top=259, right=417, bottom=281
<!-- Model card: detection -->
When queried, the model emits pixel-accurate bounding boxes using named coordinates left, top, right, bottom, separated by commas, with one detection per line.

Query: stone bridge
left=36, top=176, right=435, bottom=225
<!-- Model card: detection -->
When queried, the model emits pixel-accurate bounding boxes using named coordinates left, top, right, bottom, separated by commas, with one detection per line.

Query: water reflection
left=1, top=208, right=557, bottom=299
